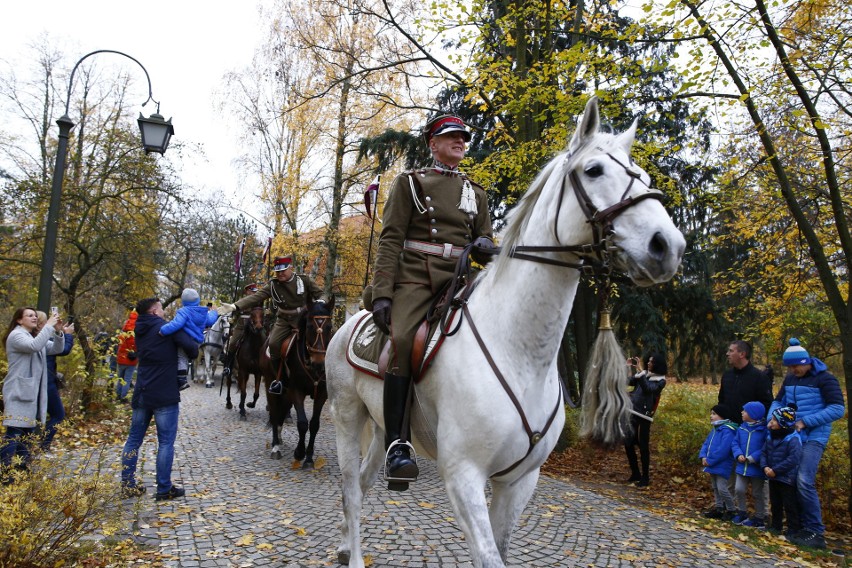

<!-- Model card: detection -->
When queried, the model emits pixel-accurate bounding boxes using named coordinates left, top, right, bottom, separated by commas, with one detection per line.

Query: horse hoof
left=239, top=414, right=247, bottom=422
left=205, top=382, right=214, bottom=388
left=247, top=402, right=256, bottom=409
left=271, top=450, right=282, bottom=460
left=302, top=460, right=314, bottom=470
left=226, top=403, right=233, bottom=410
left=338, top=550, right=350, bottom=565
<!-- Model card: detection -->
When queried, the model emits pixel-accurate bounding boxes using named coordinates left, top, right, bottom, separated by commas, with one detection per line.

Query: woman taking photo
left=624, top=351, right=668, bottom=487
left=2, top=307, right=65, bottom=482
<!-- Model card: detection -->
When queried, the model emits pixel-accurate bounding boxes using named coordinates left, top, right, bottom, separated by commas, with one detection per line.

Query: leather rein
left=455, top=151, right=665, bottom=478
left=298, top=311, right=333, bottom=399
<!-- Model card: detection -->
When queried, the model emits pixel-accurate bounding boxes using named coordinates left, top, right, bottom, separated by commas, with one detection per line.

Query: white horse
left=325, top=97, right=686, bottom=568
left=199, top=316, right=230, bottom=388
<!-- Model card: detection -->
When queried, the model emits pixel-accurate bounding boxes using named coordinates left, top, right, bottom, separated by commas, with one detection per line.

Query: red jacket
left=116, top=312, right=138, bottom=366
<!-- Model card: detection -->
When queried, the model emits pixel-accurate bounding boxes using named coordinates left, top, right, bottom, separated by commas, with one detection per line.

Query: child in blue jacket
left=699, top=403, right=738, bottom=520
left=760, top=404, right=802, bottom=537
left=160, top=288, right=218, bottom=390
left=731, top=401, right=768, bottom=526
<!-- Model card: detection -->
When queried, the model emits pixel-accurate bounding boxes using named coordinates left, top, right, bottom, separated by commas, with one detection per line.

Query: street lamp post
left=37, top=50, right=174, bottom=313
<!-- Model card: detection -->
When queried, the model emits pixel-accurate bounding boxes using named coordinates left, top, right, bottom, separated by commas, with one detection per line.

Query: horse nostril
left=649, top=231, right=668, bottom=261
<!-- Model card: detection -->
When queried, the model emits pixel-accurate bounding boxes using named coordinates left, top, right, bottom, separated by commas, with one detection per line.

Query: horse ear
left=569, top=96, right=600, bottom=153
left=615, top=117, right=639, bottom=154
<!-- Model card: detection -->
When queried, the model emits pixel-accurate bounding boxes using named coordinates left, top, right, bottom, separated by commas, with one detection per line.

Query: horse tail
left=579, top=312, right=632, bottom=447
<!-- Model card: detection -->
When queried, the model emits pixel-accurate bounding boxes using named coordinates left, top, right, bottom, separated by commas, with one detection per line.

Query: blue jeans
left=1, top=426, right=36, bottom=471
left=115, top=365, right=136, bottom=400
left=797, top=440, right=826, bottom=534
left=42, top=380, right=66, bottom=450
left=121, top=404, right=179, bottom=494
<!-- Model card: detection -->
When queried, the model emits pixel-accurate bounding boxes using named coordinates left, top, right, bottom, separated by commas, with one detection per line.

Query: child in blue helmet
left=760, top=404, right=802, bottom=538
left=731, top=401, right=768, bottom=527
left=160, top=289, right=218, bottom=390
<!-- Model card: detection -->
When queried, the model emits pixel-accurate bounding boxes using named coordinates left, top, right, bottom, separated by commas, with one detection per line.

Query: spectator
left=159, top=288, right=216, bottom=391
left=699, top=403, right=737, bottom=520
left=120, top=297, right=198, bottom=500
left=115, top=310, right=138, bottom=402
left=731, top=401, right=768, bottom=527
left=1, top=307, right=64, bottom=483
left=719, top=340, right=774, bottom=424
left=761, top=404, right=802, bottom=538
left=36, top=311, right=75, bottom=455
left=624, top=351, right=667, bottom=488
left=771, top=338, right=845, bottom=550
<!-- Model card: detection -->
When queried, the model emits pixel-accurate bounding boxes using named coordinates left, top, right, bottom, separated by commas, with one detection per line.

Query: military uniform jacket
left=234, top=275, right=323, bottom=321
left=372, top=168, right=493, bottom=299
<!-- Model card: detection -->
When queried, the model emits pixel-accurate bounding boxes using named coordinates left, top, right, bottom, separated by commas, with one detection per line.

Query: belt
left=279, top=307, right=305, bottom=316
left=403, top=239, right=465, bottom=259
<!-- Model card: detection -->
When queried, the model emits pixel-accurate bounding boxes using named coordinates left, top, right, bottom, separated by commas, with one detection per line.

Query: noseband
left=508, top=151, right=665, bottom=274
left=305, top=314, right=333, bottom=356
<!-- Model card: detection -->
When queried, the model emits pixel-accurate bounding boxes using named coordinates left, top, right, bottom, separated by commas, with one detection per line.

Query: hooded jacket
left=732, top=419, right=767, bottom=478
left=699, top=419, right=737, bottom=476
left=769, top=357, right=845, bottom=445
left=760, top=429, right=802, bottom=486
left=160, top=298, right=218, bottom=343
left=116, top=312, right=138, bottom=366
left=132, top=313, right=199, bottom=410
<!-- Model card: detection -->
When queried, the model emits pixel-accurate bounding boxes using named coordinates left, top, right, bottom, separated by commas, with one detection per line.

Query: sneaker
left=155, top=485, right=186, bottom=501
left=731, top=512, right=749, bottom=525
left=121, top=484, right=146, bottom=498
left=702, top=507, right=725, bottom=519
left=178, top=381, right=190, bottom=391
left=789, top=530, right=826, bottom=549
left=721, top=510, right=736, bottom=521
left=741, top=517, right=765, bottom=529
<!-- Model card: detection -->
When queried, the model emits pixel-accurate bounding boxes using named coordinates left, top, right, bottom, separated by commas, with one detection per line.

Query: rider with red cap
left=219, top=255, right=324, bottom=394
left=369, top=113, right=494, bottom=490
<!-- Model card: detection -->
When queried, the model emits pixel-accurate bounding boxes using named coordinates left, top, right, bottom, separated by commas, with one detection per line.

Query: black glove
left=470, top=236, right=498, bottom=264
left=372, top=297, right=392, bottom=335
left=126, top=351, right=137, bottom=361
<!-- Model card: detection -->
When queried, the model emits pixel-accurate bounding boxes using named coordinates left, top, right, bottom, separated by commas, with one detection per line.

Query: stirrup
left=384, top=440, right=418, bottom=482
left=268, top=380, right=283, bottom=395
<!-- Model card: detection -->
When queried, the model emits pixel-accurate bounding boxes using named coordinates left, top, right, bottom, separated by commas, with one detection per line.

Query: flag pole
left=363, top=175, right=380, bottom=288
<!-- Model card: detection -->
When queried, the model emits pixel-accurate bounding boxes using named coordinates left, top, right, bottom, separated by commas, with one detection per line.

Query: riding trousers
left=268, top=315, right=300, bottom=362
left=387, top=282, right=435, bottom=377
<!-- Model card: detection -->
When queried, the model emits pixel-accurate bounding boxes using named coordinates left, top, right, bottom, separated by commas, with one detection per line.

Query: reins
left=443, top=150, right=664, bottom=478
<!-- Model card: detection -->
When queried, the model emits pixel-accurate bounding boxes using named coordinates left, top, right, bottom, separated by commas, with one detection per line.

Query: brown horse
left=261, top=297, right=335, bottom=468
left=227, top=306, right=266, bottom=421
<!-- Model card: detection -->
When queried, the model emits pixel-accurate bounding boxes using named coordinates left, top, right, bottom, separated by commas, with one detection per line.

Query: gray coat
left=3, top=324, right=65, bottom=428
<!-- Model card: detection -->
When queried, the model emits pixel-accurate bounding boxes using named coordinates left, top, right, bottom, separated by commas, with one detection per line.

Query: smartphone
left=50, top=306, right=59, bottom=317
left=66, top=315, right=75, bottom=324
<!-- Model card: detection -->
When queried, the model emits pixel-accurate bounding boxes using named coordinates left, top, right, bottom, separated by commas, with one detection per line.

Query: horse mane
left=490, top=127, right=609, bottom=280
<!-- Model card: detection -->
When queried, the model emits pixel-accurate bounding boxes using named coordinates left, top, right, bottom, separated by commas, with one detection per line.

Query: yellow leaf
left=257, top=543, right=274, bottom=550
left=418, top=501, right=435, bottom=509
left=236, top=534, right=254, bottom=546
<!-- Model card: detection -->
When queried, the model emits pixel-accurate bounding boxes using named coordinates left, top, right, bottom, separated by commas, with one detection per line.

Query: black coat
left=718, top=362, right=773, bottom=424
left=628, top=371, right=666, bottom=418
left=131, top=313, right=199, bottom=410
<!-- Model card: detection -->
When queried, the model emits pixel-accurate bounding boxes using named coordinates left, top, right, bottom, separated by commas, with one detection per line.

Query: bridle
left=506, top=150, right=665, bottom=274
left=305, top=312, right=333, bottom=358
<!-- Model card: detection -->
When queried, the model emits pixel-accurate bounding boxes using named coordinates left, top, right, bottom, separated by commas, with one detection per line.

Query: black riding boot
left=268, top=357, right=287, bottom=395
left=383, top=372, right=418, bottom=491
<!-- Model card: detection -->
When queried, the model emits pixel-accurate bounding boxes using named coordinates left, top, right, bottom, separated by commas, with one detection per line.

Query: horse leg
left=488, top=471, right=540, bottom=564
left=292, top=395, right=309, bottom=462
left=268, top=392, right=284, bottom=459
left=302, top=394, right=326, bottom=469
left=225, top=372, right=233, bottom=410
left=246, top=372, right=261, bottom=408
left=238, top=373, right=248, bottom=420
left=442, top=467, right=503, bottom=568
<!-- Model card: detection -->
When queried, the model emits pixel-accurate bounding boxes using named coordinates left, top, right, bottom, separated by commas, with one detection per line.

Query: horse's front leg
left=247, top=373, right=261, bottom=408
left=442, top=467, right=503, bottom=568
left=293, top=397, right=309, bottom=462
left=225, top=374, right=233, bottom=410
left=489, top=470, right=539, bottom=563
left=302, top=395, right=326, bottom=469
left=238, top=379, right=248, bottom=420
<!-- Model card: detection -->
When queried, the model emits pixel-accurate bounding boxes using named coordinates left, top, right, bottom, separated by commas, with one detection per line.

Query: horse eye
left=584, top=164, right=604, bottom=178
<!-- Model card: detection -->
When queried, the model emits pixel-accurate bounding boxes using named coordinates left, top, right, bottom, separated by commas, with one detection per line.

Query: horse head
left=303, top=296, right=336, bottom=373
left=496, top=96, right=685, bottom=288
left=247, top=306, right=266, bottom=336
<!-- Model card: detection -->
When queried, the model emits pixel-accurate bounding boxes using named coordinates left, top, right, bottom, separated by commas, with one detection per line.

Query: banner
left=235, top=237, right=246, bottom=276
left=261, top=236, right=272, bottom=264
left=364, top=174, right=380, bottom=219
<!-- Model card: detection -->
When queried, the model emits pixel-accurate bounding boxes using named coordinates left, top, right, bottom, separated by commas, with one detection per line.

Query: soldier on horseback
left=369, top=114, right=495, bottom=490
left=221, top=283, right=258, bottom=380
left=219, top=255, right=325, bottom=395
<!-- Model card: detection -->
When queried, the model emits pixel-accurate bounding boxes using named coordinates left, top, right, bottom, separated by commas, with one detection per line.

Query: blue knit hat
left=181, top=288, right=200, bottom=305
left=782, top=338, right=810, bottom=366
left=742, top=401, right=766, bottom=421
left=771, top=404, right=797, bottom=429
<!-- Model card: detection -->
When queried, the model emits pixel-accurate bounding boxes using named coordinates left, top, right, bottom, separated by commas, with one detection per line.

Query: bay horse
left=325, top=97, right=686, bottom=568
left=260, top=297, right=335, bottom=468
left=226, top=306, right=265, bottom=420
left=199, top=315, right=229, bottom=388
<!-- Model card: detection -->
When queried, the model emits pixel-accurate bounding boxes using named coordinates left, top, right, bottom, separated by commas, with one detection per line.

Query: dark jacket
left=627, top=371, right=666, bottom=419
left=699, top=420, right=737, bottom=475
left=732, top=420, right=767, bottom=478
left=718, top=362, right=773, bottom=424
left=132, top=313, right=198, bottom=410
left=769, top=358, right=845, bottom=445
left=46, top=333, right=74, bottom=387
left=760, top=430, right=802, bottom=486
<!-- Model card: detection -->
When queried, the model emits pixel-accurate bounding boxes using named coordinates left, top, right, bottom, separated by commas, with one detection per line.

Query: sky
left=0, top=0, right=268, bottom=224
